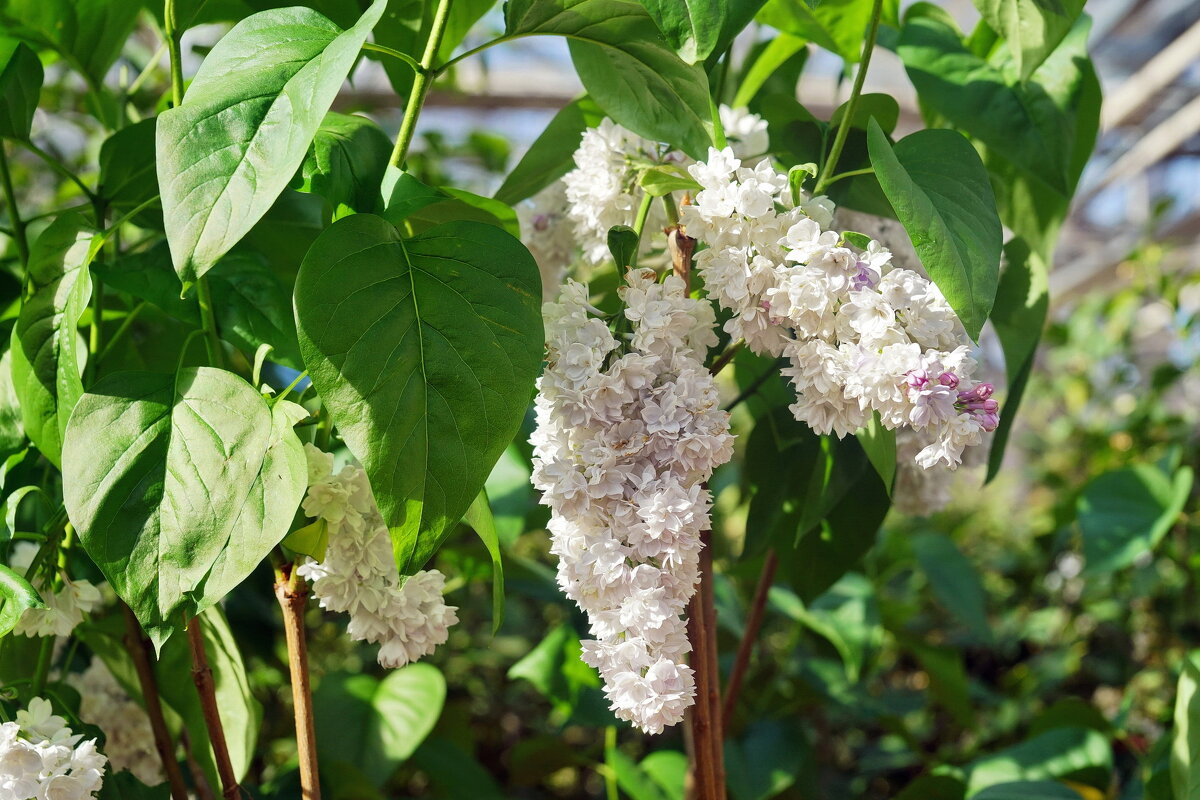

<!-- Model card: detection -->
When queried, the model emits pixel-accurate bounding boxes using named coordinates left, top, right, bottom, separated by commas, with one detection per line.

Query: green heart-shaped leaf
left=295, top=214, right=543, bottom=572
left=63, top=367, right=306, bottom=648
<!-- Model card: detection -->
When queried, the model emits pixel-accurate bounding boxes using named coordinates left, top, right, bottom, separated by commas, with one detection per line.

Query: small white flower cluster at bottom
left=531, top=270, right=735, bottom=734
left=0, top=697, right=107, bottom=800
left=296, top=445, right=458, bottom=669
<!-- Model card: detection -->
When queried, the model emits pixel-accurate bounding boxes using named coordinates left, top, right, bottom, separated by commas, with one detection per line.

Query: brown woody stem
left=121, top=603, right=190, bottom=800
left=722, top=548, right=779, bottom=731
left=187, top=619, right=242, bottom=800
left=275, top=569, right=321, bottom=800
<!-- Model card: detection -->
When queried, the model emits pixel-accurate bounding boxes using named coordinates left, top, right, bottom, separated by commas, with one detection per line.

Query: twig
left=686, top=583, right=720, bottom=800
left=186, top=619, right=242, bottom=800
left=181, top=729, right=218, bottom=800
left=722, top=549, right=779, bottom=732
left=700, top=530, right=726, bottom=799
left=121, top=603, right=190, bottom=800
left=275, top=568, right=321, bottom=800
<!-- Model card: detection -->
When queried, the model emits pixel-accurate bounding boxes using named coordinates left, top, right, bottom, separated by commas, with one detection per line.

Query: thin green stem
left=271, top=371, right=310, bottom=407
left=629, top=191, right=655, bottom=269
left=662, top=191, right=679, bottom=225
left=389, top=0, right=455, bottom=169
left=30, top=638, right=53, bottom=695
left=18, top=141, right=97, bottom=202
left=195, top=277, right=224, bottom=369
left=164, top=0, right=185, bottom=107
left=436, top=37, right=504, bottom=75
left=362, top=42, right=423, bottom=75
left=125, top=41, right=170, bottom=101
left=0, top=143, right=29, bottom=270
left=812, top=0, right=884, bottom=196
left=98, top=301, right=147, bottom=364
left=823, top=166, right=874, bottom=187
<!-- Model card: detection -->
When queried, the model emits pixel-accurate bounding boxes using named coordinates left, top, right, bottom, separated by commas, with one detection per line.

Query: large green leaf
left=208, top=253, right=304, bottom=370
left=973, top=783, right=1085, bottom=800
left=912, top=532, right=991, bottom=642
left=725, top=718, right=811, bottom=800
left=295, top=214, right=543, bottom=572
left=508, top=623, right=601, bottom=716
left=0, top=563, right=43, bottom=638
left=157, top=0, right=386, bottom=287
left=963, top=727, right=1112, bottom=795
left=898, top=15, right=1093, bottom=195
left=494, top=95, right=605, bottom=206
left=10, top=214, right=95, bottom=468
left=62, top=367, right=307, bottom=648
left=504, top=0, right=713, bottom=158
left=973, top=0, right=1085, bottom=80
left=0, top=0, right=140, bottom=87
left=98, top=119, right=163, bottom=227
left=1173, top=651, right=1200, bottom=800
left=732, top=33, right=807, bottom=110
left=0, top=38, right=41, bottom=140
left=757, top=0, right=873, bottom=62
left=1077, top=463, right=1193, bottom=574
left=866, top=120, right=1001, bottom=340
left=313, top=665, right=446, bottom=786
left=295, top=112, right=392, bottom=218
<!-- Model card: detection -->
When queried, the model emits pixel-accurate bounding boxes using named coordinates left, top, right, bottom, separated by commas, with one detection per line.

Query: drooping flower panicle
left=297, top=446, right=458, bottom=669
left=530, top=270, right=734, bottom=734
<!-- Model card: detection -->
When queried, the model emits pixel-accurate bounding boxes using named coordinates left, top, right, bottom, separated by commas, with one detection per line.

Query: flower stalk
left=275, top=564, right=321, bottom=800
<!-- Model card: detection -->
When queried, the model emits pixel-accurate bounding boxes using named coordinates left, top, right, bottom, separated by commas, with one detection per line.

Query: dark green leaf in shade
left=725, top=717, right=812, bottom=800
left=866, top=120, right=1001, bottom=340
left=156, top=0, right=386, bottom=286
left=963, top=727, right=1112, bottom=795
left=607, top=225, right=640, bottom=269
left=294, top=214, right=543, bottom=572
left=912, top=531, right=991, bottom=641
left=973, top=782, right=1086, bottom=800
left=0, top=0, right=141, bottom=87
left=313, top=666, right=446, bottom=786
left=62, top=368, right=307, bottom=648
left=99, top=119, right=163, bottom=227
left=463, top=489, right=505, bottom=634
left=295, top=112, right=392, bottom=218
left=0, top=38, right=41, bottom=140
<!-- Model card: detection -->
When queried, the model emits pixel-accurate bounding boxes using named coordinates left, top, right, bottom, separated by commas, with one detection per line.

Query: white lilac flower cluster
left=682, top=147, right=999, bottom=469
left=7, top=542, right=102, bottom=639
left=546, top=106, right=770, bottom=271
left=296, top=445, right=458, bottom=669
left=530, top=269, right=735, bottom=734
left=67, top=658, right=161, bottom=786
left=0, top=697, right=107, bottom=800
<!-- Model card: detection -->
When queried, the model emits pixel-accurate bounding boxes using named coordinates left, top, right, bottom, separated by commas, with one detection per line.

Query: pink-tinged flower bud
left=906, top=370, right=930, bottom=390
left=938, top=371, right=959, bottom=389
left=983, top=399, right=998, bottom=413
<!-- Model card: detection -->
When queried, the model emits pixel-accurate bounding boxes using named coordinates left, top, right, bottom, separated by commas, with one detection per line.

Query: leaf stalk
left=813, top=0, right=885, bottom=196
